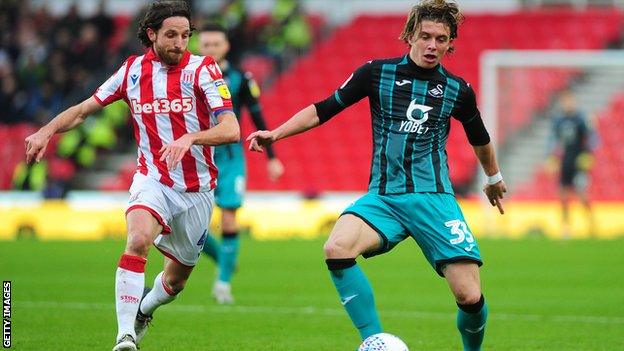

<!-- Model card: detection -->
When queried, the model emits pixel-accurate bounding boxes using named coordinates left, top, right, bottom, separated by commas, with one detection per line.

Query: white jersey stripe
left=126, top=55, right=160, bottom=179
left=180, top=57, right=211, bottom=190
left=151, top=62, right=185, bottom=191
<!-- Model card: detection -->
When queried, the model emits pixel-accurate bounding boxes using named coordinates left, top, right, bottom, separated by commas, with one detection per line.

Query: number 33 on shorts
left=444, top=219, right=475, bottom=251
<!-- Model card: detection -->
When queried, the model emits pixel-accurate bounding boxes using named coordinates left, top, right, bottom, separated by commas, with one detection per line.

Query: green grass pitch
left=1, top=237, right=623, bottom=350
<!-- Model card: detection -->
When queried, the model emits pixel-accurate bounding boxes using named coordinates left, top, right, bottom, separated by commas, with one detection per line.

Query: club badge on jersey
left=181, top=70, right=194, bottom=87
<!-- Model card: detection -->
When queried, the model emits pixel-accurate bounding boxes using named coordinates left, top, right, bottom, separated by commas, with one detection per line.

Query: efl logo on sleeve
left=3, top=281, right=10, bottom=349
left=214, top=80, right=231, bottom=99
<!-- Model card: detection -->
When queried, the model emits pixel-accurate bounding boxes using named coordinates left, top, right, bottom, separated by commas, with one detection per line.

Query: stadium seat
left=246, top=9, right=624, bottom=192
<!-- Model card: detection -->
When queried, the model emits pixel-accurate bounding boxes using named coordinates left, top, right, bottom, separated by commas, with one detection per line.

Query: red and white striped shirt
left=93, top=49, right=233, bottom=192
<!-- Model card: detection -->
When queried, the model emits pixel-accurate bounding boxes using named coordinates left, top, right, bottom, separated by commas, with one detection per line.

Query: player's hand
left=246, top=130, right=277, bottom=152
left=267, top=158, right=284, bottom=182
left=25, top=129, right=51, bottom=164
left=483, top=180, right=506, bottom=215
left=159, top=134, right=193, bottom=171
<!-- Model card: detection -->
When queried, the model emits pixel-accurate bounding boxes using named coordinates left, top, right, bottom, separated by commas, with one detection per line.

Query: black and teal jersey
left=314, top=54, right=490, bottom=195
left=221, top=63, right=275, bottom=158
left=552, top=112, right=589, bottom=162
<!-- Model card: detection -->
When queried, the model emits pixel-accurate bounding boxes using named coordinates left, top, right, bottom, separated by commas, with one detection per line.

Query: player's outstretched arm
left=25, top=97, right=102, bottom=164
left=247, top=104, right=320, bottom=152
left=473, top=142, right=507, bottom=214
left=159, top=111, right=240, bottom=170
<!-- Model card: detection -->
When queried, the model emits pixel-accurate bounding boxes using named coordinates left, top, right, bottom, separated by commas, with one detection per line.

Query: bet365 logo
left=398, top=100, right=431, bottom=134
left=131, top=97, right=193, bottom=114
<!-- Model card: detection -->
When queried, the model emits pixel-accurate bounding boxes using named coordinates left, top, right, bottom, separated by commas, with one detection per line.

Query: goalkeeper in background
left=548, top=89, right=597, bottom=238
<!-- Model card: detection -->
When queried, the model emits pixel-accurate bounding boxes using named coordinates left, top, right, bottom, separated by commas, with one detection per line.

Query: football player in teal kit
left=198, top=23, right=284, bottom=304
left=247, top=1, right=506, bottom=350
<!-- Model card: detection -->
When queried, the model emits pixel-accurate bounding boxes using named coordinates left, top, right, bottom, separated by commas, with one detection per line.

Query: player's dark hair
left=200, top=23, right=227, bottom=35
left=137, top=0, right=195, bottom=47
left=399, top=0, right=463, bottom=53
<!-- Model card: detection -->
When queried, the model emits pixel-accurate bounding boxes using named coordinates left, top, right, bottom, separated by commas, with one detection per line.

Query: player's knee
left=222, top=222, right=238, bottom=233
left=126, top=231, right=153, bottom=256
left=323, top=239, right=351, bottom=258
left=454, top=289, right=482, bottom=306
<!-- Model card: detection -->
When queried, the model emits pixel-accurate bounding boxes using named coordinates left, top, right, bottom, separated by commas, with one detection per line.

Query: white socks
left=115, top=254, right=146, bottom=340
left=139, top=271, right=177, bottom=316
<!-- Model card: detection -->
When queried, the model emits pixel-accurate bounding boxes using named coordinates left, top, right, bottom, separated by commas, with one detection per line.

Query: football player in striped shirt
left=247, top=1, right=506, bottom=350
left=25, top=1, right=240, bottom=350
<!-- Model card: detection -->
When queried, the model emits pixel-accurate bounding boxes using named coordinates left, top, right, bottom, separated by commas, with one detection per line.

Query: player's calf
left=163, top=272, right=189, bottom=294
left=456, top=295, right=488, bottom=351
left=135, top=272, right=178, bottom=345
left=326, top=258, right=382, bottom=340
left=115, top=254, right=146, bottom=349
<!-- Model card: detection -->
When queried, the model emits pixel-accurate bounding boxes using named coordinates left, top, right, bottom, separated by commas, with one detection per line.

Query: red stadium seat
left=243, top=10, right=624, bottom=193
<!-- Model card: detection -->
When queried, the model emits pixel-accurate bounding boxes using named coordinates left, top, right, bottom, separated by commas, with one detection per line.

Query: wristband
left=487, top=171, right=503, bottom=185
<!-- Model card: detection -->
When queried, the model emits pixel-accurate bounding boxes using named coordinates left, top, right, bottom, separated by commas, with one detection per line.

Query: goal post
left=475, top=50, right=624, bottom=238
left=481, top=49, right=624, bottom=147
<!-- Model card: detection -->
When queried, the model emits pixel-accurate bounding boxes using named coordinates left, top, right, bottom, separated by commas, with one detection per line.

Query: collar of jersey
left=405, top=54, right=441, bottom=77
left=145, top=48, right=191, bottom=69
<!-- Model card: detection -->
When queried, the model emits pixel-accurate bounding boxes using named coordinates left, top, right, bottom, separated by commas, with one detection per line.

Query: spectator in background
left=262, top=0, right=311, bottom=71
left=217, top=0, right=248, bottom=65
left=56, top=3, right=84, bottom=36
left=73, top=22, right=106, bottom=72
left=547, top=89, right=596, bottom=238
left=191, top=0, right=249, bottom=65
left=27, top=80, right=64, bottom=125
left=90, top=0, right=114, bottom=44
left=0, top=74, right=25, bottom=124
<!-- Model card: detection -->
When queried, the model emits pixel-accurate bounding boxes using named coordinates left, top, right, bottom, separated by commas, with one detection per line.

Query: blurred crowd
left=0, top=0, right=317, bottom=194
left=0, top=1, right=116, bottom=126
left=0, top=0, right=314, bottom=126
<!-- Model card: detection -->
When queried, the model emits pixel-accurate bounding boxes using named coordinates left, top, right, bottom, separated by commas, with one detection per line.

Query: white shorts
left=126, top=173, right=214, bottom=266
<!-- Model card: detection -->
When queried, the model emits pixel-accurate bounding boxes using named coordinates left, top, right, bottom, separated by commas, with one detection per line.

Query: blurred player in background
left=24, top=2, right=240, bottom=350
left=247, top=1, right=505, bottom=349
left=197, top=23, right=284, bottom=304
left=548, top=89, right=596, bottom=238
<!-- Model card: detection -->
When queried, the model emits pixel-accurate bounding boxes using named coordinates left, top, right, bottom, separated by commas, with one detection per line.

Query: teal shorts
left=343, top=192, right=482, bottom=276
left=213, top=143, right=246, bottom=209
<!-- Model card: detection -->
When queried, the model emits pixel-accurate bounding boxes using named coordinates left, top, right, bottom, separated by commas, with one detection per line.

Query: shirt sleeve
left=93, top=56, right=134, bottom=106
left=314, top=61, right=372, bottom=124
left=453, top=82, right=491, bottom=146
left=197, top=59, right=234, bottom=117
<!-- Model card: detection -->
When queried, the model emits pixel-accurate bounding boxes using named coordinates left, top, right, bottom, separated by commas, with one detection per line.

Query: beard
left=155, top=44, right=183, bottom=66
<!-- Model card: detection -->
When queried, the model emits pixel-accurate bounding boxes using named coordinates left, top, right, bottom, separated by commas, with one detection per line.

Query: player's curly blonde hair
left=399, top=0, right=464, bottom=53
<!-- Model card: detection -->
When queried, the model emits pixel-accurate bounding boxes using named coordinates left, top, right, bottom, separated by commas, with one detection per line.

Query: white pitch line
left=16, top=301, right=624, bottom=325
